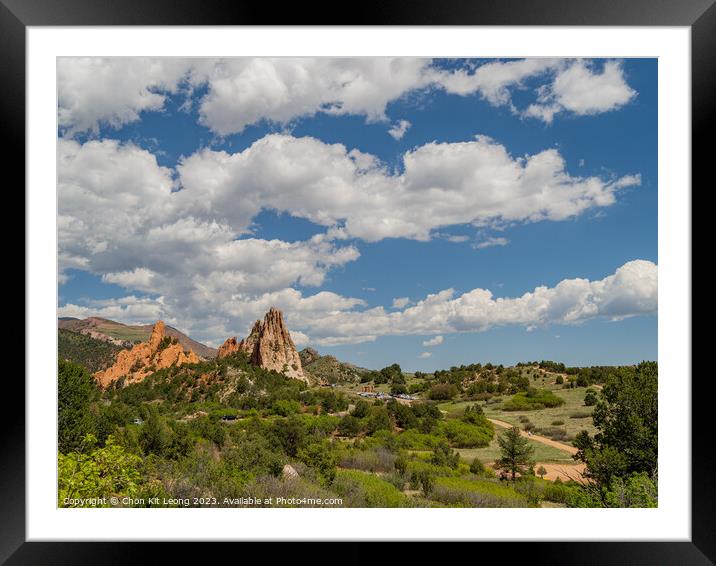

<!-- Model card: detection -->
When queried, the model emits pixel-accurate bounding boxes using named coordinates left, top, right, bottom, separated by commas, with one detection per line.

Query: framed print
left=5, top=0, right=710, bottom=562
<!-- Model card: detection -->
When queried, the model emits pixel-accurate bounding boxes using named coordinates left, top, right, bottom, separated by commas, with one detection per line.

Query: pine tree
left=495, top=426, right=534, bottom=480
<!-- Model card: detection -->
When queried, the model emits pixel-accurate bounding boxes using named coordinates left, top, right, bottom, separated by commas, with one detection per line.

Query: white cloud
left=176, top=133, right=640, bottom=242
left=388, top=120, right=411, bottom=140
left=57, top=58, right=194, bottom=134
left=524, top=60, right=636, bottom=123
left=419, top=352, right=432, bottom=359
left=293, top=260, right=657, bottom=345
left=58, top=296, right=169, bottom=326
left=57, top=58, right=637, bottom=136
left=423, top=335, right=444, bottom=347
left=392, top=297, right=411, bottom=309
left=474, top=237, right=509, bottom=250
left=58, top=134, right=646, bottom=346
left=429, top=58, right=560, bottom=106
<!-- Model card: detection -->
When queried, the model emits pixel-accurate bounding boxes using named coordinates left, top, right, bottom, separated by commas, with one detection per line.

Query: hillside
left=58, top=328, right=123, bottom=373
left=299, top=347, right=370, bottom=384
left=58, top=317, right=216, bottom=358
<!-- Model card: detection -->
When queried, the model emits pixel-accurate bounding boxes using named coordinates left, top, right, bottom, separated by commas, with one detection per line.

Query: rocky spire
left=217, top=308, right=307, bottom=383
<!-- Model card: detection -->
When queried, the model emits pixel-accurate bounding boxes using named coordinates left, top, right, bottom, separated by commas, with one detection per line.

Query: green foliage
left=270, top=415, right=307, bottom=457
left=584, top=389, right=598, bottom=407
left=271, top=399, right=301, bottom=416
left=428, top=383, right=458, bottom=400
left=58, top=435, right=142, bottom=507
left=502, top=388, right=566, bottom=411
left=337, top=414, right=362, bottom=437
left=430, top=440, right=461, bottom=469
left=469, top=456, right=487, bottom=476
left=603, top=472, right=658, bottom=508
left=438, top=419, right=493, bottom=448
left=431, top=476, right=529, bottom=507
left=297, top=441, right=338, bottom=486
left=58, top=329, right=123, bottom=373
left=333, top=469, right=417, bottom=507
left=495, top=426, right=535, bottom=480
left=575, top=362, right=658, bottom=496
left=58, top=360, right=98, bottom=453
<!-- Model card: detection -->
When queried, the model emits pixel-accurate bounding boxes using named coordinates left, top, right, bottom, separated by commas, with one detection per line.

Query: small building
left=362, top=384, right=374, bottom=392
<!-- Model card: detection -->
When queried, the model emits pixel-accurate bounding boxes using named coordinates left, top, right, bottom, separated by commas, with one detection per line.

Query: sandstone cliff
left=217, top=308, right=307, bottom=383
left=94, top=320, right=200, bottom=387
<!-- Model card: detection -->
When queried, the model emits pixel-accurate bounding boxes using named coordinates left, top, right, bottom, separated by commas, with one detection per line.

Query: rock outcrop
left=217, top=337, right=240, bottom=358
left=94, top=320, right=200, bottom=387
left=217, top=308, right=307, bottom=383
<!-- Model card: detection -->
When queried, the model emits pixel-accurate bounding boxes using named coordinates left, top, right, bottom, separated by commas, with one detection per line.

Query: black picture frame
left=5, top=0, right=708, bottom=562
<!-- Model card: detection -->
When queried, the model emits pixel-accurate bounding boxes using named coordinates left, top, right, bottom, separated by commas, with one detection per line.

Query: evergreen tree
left=58, top=360, right=97, bottom=453
left=495, top=426, right=534, bottom=480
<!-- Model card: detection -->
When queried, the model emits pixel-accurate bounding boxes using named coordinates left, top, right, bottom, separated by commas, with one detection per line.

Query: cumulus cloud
left=388, top=120, right=411, bottom=140
left=423, top=335, right=444, bottom=347
left=57, top=58, right=194, bottom=135
left=524, top=60, right=636, bottom=123
left=176, top=133, right=640, bottom=242
left=392, top=297, right=411, bottom=309
left=57, top=58, right=637, bottom=136
left=419, top=352, right=432, bottom=359
left=295, top=260, right=657, bottom=345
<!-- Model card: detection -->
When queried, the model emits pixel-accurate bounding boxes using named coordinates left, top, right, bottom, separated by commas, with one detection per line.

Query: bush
left=584, top=389, right=598, bottom=407
left=431, top=477, right=530, bottom=508
left=338, top=447, right=396, bottom=473
left=297, top=441, right=338, bottom=486
left=470, top=457, right=487, bottom=476
left=502, top=389, right=565, bottom=411
left=337, top=415, right=362, bottom=437
left=551, top=419, right=565, bottom=426
left=428, top=383, right=459, bottom=400
left=538, top=427, right=569, bottom=441
left=333, top=469, right=417, bottom=507
left=438, top=419, right=494, bottom=448
left=58, top=435, right=142, bottom=507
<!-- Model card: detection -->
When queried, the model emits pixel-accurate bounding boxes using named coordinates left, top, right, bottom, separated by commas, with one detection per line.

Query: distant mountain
left=57, top=316, right=217, bottom=358
left=299, top=347, right=370, bottom=384
left=58, top=328, right=124, bottom=373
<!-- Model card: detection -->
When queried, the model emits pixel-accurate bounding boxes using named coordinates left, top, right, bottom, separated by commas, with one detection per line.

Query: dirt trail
left=534, top=462, right=586, bottom=482
left=488, top=418, right=578, bottom=455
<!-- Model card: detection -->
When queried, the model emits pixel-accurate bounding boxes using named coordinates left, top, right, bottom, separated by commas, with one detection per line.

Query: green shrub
left=431, top=477, right=530, bottom=508
left=502, top=389, right=565, bottom=411
left=333, top=469, right=416, bottom=507
left=438, top=419, right=494, bottom=448
left=428, top=383, right=459, bottom=400
left=584, top=389, right=598, bottom=407
left=58, top=435, right=142, bottom=507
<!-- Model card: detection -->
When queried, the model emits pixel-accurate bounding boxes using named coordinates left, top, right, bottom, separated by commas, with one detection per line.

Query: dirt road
left=488, top=418, right=578, bottom=455
left=487, top=418, right=586, bottom=481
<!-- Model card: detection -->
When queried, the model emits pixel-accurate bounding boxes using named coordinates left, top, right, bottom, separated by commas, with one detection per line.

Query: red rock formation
left=217, top=337, right=240, bottom=358
left=217, top=308, right=307, bottom=383
left=94, top=320, right=200, bottom=387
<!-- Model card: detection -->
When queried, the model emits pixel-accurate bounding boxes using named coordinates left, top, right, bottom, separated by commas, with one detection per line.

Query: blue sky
left=58, top=57, right=657, bottom=370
